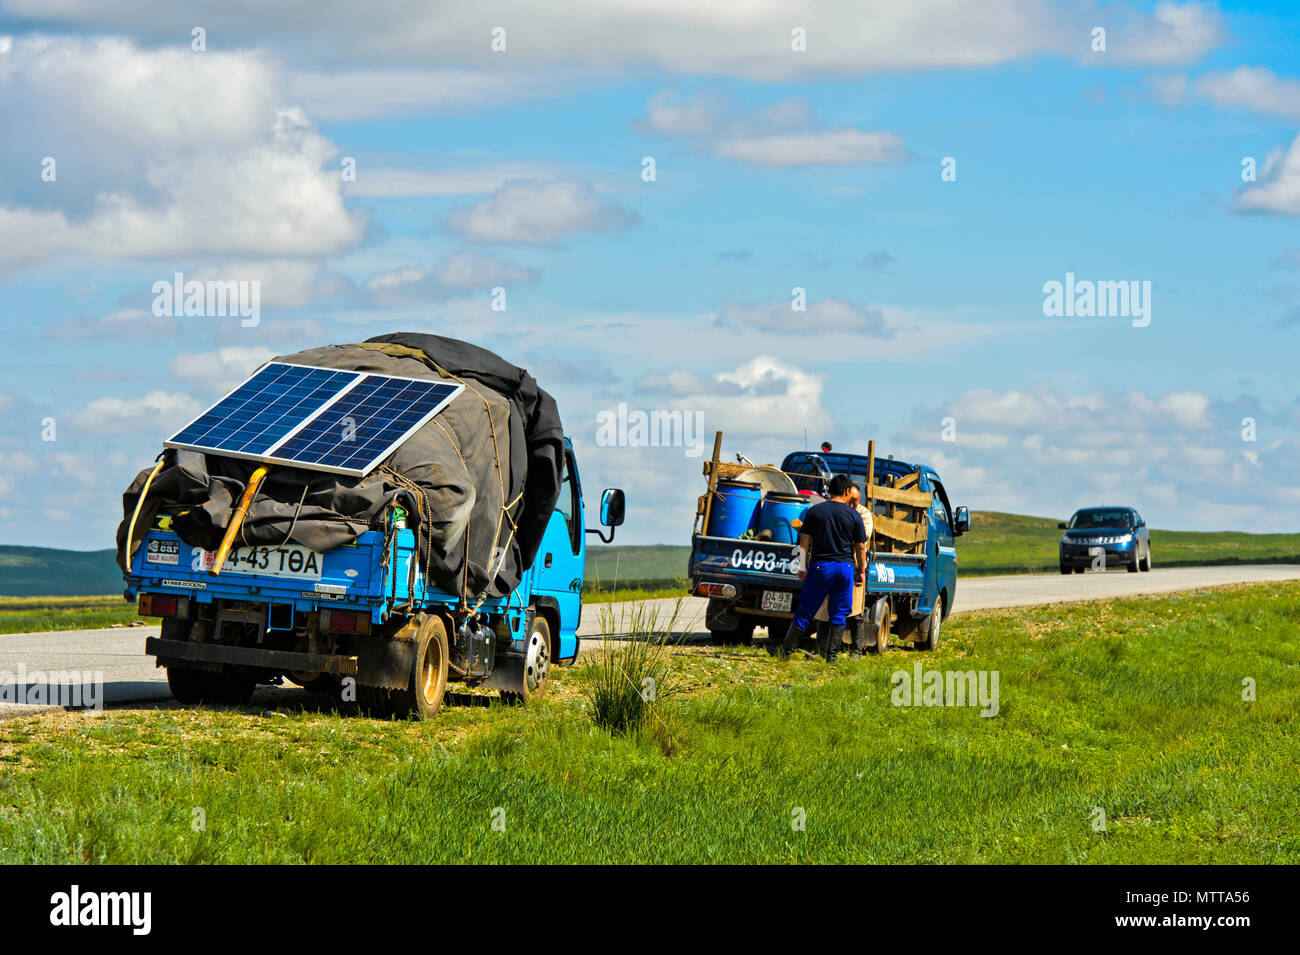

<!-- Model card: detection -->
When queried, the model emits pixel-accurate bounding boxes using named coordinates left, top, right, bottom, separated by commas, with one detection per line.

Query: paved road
left=3, top=564, right=1297, bottom=715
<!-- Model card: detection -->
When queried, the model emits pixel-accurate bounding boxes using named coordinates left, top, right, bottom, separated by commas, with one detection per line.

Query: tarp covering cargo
left=115, top=333, right=564, bottom=601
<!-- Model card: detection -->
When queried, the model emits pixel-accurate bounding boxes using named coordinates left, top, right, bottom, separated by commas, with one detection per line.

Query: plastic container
left=708, top=480, right=763, bottom=538
left=758, top=492, right=813, bottom=544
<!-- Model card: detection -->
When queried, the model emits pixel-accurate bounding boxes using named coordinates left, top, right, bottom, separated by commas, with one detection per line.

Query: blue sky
left=1, top=0, right=1299, bottom=549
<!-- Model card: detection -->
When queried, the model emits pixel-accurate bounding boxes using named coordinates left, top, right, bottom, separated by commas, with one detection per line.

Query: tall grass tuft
left=580, top=598, right=686, bottom=738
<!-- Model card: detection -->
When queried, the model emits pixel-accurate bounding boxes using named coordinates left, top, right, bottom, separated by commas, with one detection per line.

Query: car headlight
left=1119, top=533, right=1133, bottom=543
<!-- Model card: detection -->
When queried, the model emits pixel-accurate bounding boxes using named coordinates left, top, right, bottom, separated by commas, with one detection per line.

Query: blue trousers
left=792, top=560, right=855, bottom=630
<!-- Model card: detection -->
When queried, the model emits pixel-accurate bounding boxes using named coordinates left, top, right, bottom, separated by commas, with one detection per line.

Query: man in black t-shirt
left=778, top=474, right=867, bottom=661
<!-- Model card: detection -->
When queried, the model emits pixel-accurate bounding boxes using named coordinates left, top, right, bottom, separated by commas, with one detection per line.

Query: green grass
left=1, top=581, right=1296, bottom=863
left=0, top=595, right=146, bottom=634
left=958, top=511, right=1300, bottom=576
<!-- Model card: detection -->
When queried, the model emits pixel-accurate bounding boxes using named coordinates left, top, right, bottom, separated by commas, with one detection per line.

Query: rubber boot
left=778, top=621, right=805, bottom=658
left=822, top=625, right=848, bottom=663
left=848, top=616, right=867, bottom=659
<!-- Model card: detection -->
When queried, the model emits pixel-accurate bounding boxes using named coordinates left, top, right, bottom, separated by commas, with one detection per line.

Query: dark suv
left=1058, top=507, right=1151, bottom=574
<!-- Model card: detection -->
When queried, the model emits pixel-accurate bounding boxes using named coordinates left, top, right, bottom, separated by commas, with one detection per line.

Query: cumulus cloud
left=0, top=1, right=1223, bottom=81
left=169, top=346, right=277, bottom=391
left=0, top=36, right=365, bottom=270
left=344, top=162, right=564, bottom=199
left=1194, top=66, right=1300, bottom=118
left=892, top=382, right=1297, bottom=531
left=363, top=251, right=539, bottom=305
left=63, top=390, right=201, bottom=435
left=446, top=180, right=638, bottom=244
left=637, top=356, right=832, bottom=439
left=1234, top=134, right=1300, bottom=216
left=642, top=91, right=903, bottom=167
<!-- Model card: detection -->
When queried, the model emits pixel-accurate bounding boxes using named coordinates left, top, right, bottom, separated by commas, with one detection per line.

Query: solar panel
left=164, top=362, right=464, bottom=477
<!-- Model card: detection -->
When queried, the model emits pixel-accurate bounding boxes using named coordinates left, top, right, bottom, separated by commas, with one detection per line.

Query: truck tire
left=389, top=614, right=449, bottom=720
left=1140, top=548, right=1152, bottom=572
left=1127, top=554, right=1139, bottom=573
left=166, top=666, right=206, bottom=704
left=1059, top=562, right=1071, bottom=575
left=502, top=615, right=552, bottom=704
left=914, top=603, right=941, bottom=651
left=869, top=597, right=890, bottom=653
left=710, top=620, right=755, bottom=646
left=202, top=666, right=256, bottom=706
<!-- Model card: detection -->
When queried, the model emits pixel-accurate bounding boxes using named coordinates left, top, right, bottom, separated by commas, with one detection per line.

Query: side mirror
left=587, top=488, right=625, bottom=543
left=1057, top=522, right=1068, bottom=530
left=600, top=488, right=625, bottom=527
left=953, top=505, right=970, bottom=535
left=1135, top=520, right=1146, bottom=528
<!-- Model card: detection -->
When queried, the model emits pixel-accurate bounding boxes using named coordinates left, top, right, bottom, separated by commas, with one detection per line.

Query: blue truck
left=125, top=437, right=624, bottom=718
left=688, top=446, right=969, bottom=652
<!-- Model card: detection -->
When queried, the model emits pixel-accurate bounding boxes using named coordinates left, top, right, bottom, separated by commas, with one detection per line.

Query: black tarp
left=115, top=334, right=563, bottom=601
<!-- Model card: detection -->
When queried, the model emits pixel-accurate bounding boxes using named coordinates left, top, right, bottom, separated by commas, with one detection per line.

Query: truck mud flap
left=145, top=637, right=359, bottom=677
left=355, top=637, right=417, bottom=690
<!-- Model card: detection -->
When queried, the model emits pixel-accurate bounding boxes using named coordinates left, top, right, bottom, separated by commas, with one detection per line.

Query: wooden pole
left=699, top=430, right=723, bottom=536
left=211, top=466, right=269, bottom=575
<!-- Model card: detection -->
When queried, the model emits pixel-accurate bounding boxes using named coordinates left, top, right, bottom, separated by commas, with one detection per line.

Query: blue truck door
left=926, top=477, right=957, bottom=617
left=530, top=442, right=584, bottom=658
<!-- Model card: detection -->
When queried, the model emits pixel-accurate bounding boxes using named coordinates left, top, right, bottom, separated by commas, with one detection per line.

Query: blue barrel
left=758, top=492, right=813, bottom=544
left=708, top=480, right=763, bottom=538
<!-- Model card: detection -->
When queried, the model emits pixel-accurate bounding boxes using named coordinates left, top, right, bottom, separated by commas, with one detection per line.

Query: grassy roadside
left=1, top=581, right=1296, bottom=864
left=0, top=595, right=146, bottom=634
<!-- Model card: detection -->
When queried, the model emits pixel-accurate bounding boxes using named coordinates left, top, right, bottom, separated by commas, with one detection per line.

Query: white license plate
left=199, top=544, right=324, bottom=581
left=761, top=590, right=792, bottom=612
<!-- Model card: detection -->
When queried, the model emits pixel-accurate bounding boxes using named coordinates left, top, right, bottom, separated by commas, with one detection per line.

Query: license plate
left=199, top=544, right=323, bottom=581
left=761, top=590, right=792, bottom=612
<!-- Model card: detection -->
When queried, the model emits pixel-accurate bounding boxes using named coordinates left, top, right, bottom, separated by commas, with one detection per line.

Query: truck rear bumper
left=145, top=637, right=359, bottom=676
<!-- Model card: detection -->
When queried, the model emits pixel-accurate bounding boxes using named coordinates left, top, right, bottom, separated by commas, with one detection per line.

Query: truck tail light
left=139, top=594, right=189, bottom=618
left=320, top=608, right=371, bottom=635
left=695, top=582, right=737, bottom=599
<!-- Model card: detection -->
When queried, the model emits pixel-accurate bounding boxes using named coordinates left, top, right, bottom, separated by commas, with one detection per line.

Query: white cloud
left=363, top=251, right=539, bottom=305
left=0, top=1, right=1222, bottom=81
left=0, top=37, right=364, bottom=270
left=1234, top=134, right=1300, bottom=216
left=893, top=382, right=1298, bottom=532
left=1194, top=66, right=1300, bottom=118
left=643, top=91, right=903, bottom=167
left=169, top=346, right=276, bottom=390
left=64, top=390, right=201, bottom=435
left=1106, top=2, right=1223, bottom=66
left=446, top=180, right=638, bottom=244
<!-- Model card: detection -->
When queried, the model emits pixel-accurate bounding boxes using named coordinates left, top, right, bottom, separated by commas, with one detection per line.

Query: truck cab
left=125, top=435, right=624, bottom=718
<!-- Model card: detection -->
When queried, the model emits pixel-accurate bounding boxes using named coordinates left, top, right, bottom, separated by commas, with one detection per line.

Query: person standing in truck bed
left=778, top=473, right=867, bottom=662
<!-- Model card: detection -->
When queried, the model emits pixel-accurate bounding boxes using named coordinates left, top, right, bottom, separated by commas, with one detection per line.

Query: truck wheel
left=915, top=604, right=941, bottom=651
left=869, top=597, right=891, bottom=653
left=201, top=666, right=256, bottom=706
left=1140, top=548, right=1152, bottom=572
left=1127, top=555, right=1139, bottom=573
left=503, top=615, right=551, bottom=704
left=1073, top=566, right=1084, bottom=574
left=166, top=666, right=206, bottom=704
left=1059, top=562, right=1070, bottom=575
left=390, top=614, right=449, bottom=720
left=711, top=621, right=754, bottom=646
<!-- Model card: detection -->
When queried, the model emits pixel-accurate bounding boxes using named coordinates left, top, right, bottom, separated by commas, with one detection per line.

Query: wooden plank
left=873, top=513, right=929, bottom=544
left=894, top=471, right=920, bottom=491
left=866, top=484, right=932, bottom=509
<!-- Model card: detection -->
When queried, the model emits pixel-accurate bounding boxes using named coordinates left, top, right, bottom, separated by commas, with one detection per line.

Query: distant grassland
left=1, top=581, right=1296, bottom=863
left=0, top=595, right=145, bottom=634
